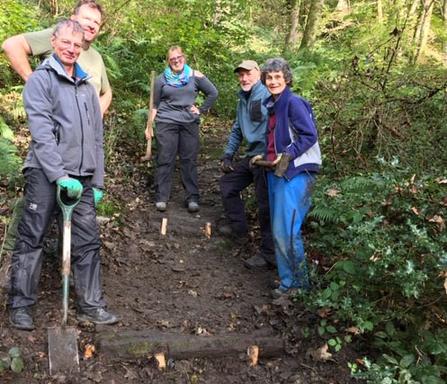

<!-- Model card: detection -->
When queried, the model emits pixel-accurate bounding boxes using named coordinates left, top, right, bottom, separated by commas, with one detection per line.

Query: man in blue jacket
left=219, top=60, right=275, bottom=269
left=8, top=19, right=118, bottom=330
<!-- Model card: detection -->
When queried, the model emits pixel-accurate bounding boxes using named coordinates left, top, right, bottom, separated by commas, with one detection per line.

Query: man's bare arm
left=2, top=35, right=33, bottom=82
left=99, top=87, right=112, bottom=117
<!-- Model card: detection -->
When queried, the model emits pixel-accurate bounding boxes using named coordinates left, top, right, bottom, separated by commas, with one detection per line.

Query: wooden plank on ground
left=96, top=330, right=284, bottom=360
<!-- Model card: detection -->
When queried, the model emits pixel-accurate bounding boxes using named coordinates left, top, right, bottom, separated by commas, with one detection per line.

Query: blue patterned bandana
left=164, top=64, right=191, bottom=87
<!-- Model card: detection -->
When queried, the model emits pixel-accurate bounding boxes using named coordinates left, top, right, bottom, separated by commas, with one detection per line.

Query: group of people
left=1, top=0, right=321, bottom=332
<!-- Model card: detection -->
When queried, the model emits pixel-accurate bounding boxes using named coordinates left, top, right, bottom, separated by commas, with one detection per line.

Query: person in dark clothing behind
left=219, top=60, right=275, bottom=269
left=8, top=19, right=118, bottom=330
left=147, top=46, right=218, bottom=213
left=259, top=57, right=322, bottom=298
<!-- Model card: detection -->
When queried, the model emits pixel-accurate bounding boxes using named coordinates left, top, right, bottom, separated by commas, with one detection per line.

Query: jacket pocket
left=250, top=99, right=263, bottom=122
left=52, top=123, right=60, bottom=145
left=84, top=102, right=91, bottom=127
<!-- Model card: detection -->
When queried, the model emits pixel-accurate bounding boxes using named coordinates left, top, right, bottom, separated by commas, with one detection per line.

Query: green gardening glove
left=56, top=178, right=83, bottom=199
left=93, top=188, right=104, bottom=206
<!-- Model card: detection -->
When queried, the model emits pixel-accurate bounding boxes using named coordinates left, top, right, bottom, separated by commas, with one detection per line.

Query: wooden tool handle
left=142, top=70, right=156, bottom=161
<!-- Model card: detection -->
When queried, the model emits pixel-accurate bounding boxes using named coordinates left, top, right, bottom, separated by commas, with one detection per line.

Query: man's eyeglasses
left=169, top=55, right=184, bottom=64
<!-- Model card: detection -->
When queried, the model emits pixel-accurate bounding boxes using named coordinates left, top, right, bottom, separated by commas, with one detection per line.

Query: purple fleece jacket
left=264, top=86, right=321, bottom=180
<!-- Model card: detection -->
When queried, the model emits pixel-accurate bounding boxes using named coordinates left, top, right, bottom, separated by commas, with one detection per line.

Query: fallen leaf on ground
left=84, top=344, right=95, bottom=359
left=307, top=343, right=333, bottom=361
left=346, top=326, right=361, bottom=335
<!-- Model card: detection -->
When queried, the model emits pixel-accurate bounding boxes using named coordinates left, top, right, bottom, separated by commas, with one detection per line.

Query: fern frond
left=308, top=206, right=341, bottom=224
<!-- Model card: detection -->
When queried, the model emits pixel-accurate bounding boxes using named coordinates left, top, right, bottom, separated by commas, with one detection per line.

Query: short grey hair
left=52, top=19, right=85, bottom=41
left=262, top=57, right=293, bottom=86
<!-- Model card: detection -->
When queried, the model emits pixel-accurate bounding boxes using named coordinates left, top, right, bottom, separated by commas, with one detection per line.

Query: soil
left=0, top=121, right=360, bottom=383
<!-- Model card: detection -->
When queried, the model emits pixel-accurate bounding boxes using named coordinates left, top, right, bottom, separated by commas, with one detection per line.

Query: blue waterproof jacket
left=225, top=81, right=270, bottom=157
left=265, top=86, right=321, bottom=180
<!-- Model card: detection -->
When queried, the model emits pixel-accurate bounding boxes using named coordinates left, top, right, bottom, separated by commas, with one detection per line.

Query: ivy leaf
left=374, top=331, right=388, bottom=339
left=399, top=354, right=415, bottom=368
left=423, top=338, right=447, bottom=355
left=10, top=357, right=23, bottom=373
left=382, top=354, right=398, bottom=365
left=385, top=322, right=395, bottom=336
left=341, top=261, right=355, bottom=274
left=8, top=347, right=21, bottom=358
left=326, top=326, right=337, bottom=333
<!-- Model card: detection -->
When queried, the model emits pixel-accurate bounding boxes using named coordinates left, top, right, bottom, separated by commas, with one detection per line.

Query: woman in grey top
left=147, top=46, right=218, bottom=212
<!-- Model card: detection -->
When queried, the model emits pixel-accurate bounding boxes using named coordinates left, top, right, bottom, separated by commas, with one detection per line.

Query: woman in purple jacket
left=260, top=58, right=322, bottom=298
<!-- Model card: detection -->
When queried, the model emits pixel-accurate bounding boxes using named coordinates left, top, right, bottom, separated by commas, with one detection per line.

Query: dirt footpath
left=0, top=126, right=357, bottom=383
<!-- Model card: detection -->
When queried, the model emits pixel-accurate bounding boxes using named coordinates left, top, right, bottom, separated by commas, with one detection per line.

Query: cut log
left=96, top=330, right=284, bottom=360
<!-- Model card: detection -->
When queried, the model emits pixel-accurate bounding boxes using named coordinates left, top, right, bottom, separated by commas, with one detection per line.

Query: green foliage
left=0, top=347, right=23, bottom=373
left=0, top=116, right=22, bottom=181
left=305, top=157, right=447, bottom=381
left=0, top=1, right=39, bottom=87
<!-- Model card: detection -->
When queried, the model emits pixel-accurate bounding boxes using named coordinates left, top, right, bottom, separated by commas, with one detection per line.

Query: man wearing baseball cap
left=219, top=60, right=275, bottom=269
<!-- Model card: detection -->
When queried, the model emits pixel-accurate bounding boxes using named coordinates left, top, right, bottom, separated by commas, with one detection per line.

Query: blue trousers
left=267, top=172, right=314, bottom=291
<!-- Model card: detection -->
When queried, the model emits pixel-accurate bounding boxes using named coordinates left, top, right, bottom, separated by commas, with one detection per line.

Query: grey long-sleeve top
left=153, top=70, right=218, bottom=125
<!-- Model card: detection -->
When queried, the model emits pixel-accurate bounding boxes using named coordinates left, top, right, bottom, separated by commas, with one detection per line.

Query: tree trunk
left=284, top=0, right=301, bottom=53
left=299, top=0, right=325, bottom=51
left=413, top=0, right=435, bottom=63
left=336, top=0, right=349, bottom=13
left=50, top=0, right=58, bottom=16
left=442, top=0, right=447, bottom=65
left=377, top=0, right=383, bottom=24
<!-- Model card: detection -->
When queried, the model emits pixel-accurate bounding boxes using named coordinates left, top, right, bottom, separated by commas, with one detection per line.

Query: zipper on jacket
left=75, top=86, right=85, bottom=174
left=84, top=102, right=91, bottom=126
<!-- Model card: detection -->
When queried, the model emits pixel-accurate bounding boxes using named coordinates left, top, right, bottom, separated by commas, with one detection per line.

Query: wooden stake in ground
left=154, top=352, right=166, bottom=370
left=248, top=345, right=259, bottom=367
left=161, top=218, right=168, bottom=235
left=141, top=70, right=156, bottom=163
left=204, top=222, right=211, bottom=239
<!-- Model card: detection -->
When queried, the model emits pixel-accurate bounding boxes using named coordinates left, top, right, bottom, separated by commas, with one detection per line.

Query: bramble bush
left=304, top=157, right=447, bottom=382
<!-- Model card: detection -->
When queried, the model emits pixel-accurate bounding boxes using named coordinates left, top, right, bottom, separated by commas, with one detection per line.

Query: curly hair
left=261, top=57, right=293, bottom=86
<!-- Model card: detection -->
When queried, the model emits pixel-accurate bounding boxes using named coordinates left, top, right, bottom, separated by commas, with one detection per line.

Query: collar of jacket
left=38, top=54, right=91, bottom=84
left=237, top=80, right=265, bottom=103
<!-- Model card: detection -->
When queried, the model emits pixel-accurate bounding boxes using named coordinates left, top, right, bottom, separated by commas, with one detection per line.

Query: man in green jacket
left=2, top=0, right=112, bottom=114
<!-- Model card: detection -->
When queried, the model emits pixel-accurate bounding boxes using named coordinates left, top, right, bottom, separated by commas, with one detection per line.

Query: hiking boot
left=156, top=202, right=166, bottom=212
left=244, top=254, right=269, bottom=269
left=218, top=224, right=248, bottom=239
left=77, top=307, right=119, bottom=325
left=271, top=287, right=298, bottom=299
left=187, top=201, right=199, bottom=213
left=9, top=307, right=35, bottom=331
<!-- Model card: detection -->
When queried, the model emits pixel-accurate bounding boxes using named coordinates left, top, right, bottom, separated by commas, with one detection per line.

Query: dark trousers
left=154, top=121, right=200, bottom=203
left=8, top=168, right=106, bottom=311
left=219, top=157, right=275, bottom=260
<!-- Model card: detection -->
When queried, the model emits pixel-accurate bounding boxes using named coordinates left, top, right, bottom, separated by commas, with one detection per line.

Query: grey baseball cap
left=234, top=60, right=260, bottom=73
